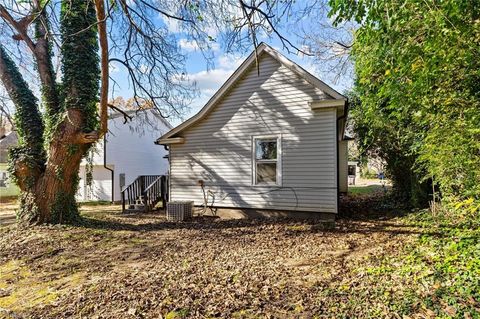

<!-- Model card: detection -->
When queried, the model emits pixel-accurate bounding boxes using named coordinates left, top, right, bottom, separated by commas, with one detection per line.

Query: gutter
left=103, top=134, right=115, bottom=203
left=154, top=136, right=172, bottom=203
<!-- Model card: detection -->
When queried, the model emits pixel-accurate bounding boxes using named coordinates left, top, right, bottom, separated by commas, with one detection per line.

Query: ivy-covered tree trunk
left=0, top=0, right=100, bottom=224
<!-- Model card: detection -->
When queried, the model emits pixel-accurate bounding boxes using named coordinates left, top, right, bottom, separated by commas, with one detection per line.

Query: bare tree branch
left=31, top=0, right=60, bottom=117
left=107, top=103, right=133, bottom=124
left=0, top=4, right=36, bottom=52
left=238, top=0, right=311, bottom=55
left=0, top=98, right=14, bottom=128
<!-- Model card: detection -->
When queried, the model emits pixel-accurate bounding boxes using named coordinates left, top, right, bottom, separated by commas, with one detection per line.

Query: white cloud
left=218, top=54, right=244, bottom=69
left=179, top=39, right=220, bottom=52
left=185, top=52, right=247, bottom=105
left=331, top=42, right=349, bottom=56
left=139, top=64, right=149, bottom=74
left=179, top=39, right=199, bottom=51
left=161, top=15, right=181, bottom=33
left=188, top=68, right=234, bottom=92
left=207, top=40, right=221, bottom=52
left=297, top=45, right=313, bottom=58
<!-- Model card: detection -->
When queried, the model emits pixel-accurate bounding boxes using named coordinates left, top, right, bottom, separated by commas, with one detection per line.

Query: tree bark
left=25, top=110, right=91, bottom=223
left=0, top=42, right=98, bottom=224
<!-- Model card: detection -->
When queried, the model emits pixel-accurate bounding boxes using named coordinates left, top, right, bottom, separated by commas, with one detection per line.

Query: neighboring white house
left=0, top=130, right=18, bottom=163
left=157, top=43, right=348, bottom=218
left=77, top=108, right=171, bottom=202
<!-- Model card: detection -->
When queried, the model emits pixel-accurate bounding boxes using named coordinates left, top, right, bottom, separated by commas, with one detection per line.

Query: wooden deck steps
left=121, top=175, right=168, bottom=213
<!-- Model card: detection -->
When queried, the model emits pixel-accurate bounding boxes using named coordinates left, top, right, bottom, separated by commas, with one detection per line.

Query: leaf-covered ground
left=0, top=199, right=478, bottom=318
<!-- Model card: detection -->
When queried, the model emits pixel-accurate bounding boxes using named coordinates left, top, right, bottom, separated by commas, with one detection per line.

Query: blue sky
left=111, top=40, right=353, bottom=127
left=0, top=2, right=354, bottom=129
left=108, top=4, right=354, bottom=127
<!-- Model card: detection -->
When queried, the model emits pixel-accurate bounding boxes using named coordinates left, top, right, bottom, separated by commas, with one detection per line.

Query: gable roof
left=156, top=43, right=345, bottom=144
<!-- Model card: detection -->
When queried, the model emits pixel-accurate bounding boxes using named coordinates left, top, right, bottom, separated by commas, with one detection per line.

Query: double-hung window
left=253, top=136, right=281, bottom=185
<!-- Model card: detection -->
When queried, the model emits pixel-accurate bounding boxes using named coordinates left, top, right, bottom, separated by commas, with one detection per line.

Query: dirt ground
left=0, top=198, right=425, bottom=319
left=0, top=198, right=16, bottom=226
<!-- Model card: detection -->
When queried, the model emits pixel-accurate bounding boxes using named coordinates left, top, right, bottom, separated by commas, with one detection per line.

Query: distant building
left=77, top=108, right=171, bottom=202
left=0, top=110, right=171, bottom=202
left=0, top=130, right=17, bottom=163
left=0, top=131, right=19, bottom=196
left=348, top=161, right=360, bottom=185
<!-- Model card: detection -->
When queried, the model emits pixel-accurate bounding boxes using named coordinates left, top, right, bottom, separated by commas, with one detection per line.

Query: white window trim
left=251, top=135, right=282, bottom=186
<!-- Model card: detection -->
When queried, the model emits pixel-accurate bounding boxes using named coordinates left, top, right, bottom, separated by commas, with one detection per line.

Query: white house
left=77, top=108, right=171, bottom=202
left=157, top=43, right=348, bottom=219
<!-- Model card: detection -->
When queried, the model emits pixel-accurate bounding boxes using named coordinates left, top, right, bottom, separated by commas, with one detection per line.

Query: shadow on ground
left=0, top=193, right=446, bottom=238
left=77, top=204, right=447, bottom=239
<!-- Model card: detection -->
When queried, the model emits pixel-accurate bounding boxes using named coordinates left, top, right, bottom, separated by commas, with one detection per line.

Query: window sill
left=252, top=183, right=282, bottom=187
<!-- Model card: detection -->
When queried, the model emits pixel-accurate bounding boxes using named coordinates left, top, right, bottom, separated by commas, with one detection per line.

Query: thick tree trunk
left=17, top=109, right=97, bottom=224
left=21, top=155, right=84, bottom=224
left=1, top=0, right=102, bottom=225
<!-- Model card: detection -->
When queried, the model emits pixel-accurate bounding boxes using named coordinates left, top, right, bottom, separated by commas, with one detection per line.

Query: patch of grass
left=165, top=308, right=190, bottom=319
left=80, top=201, right=113, bottom=206
left=0, top=187, right=19, bottom=198
left=0, top=164, right=19, bottom=198
left=348, top=185, right=386, bottom=196
left=0, top=260, right=87, bottom=312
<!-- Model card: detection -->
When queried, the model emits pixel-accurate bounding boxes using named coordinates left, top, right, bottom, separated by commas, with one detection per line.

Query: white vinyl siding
left=77, top=110, right=170, bottom=202
left=169, top=54, right=338, bottom=213
left=77, top=165, right=113, bottom=201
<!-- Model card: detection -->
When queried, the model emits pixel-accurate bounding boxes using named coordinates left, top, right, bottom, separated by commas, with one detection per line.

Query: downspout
left=164, top=145, right=170, bottom=202
left=103, top=134, right=115, bottom=203
left=336, top=116, right=340, bottom=215
left=154, top=140, right=171, bottom=203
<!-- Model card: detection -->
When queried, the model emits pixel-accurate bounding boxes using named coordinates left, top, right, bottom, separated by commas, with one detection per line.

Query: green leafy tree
left=0, top=0, right=310, bottom=224
left=330, top=0, right=480, bottom=209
